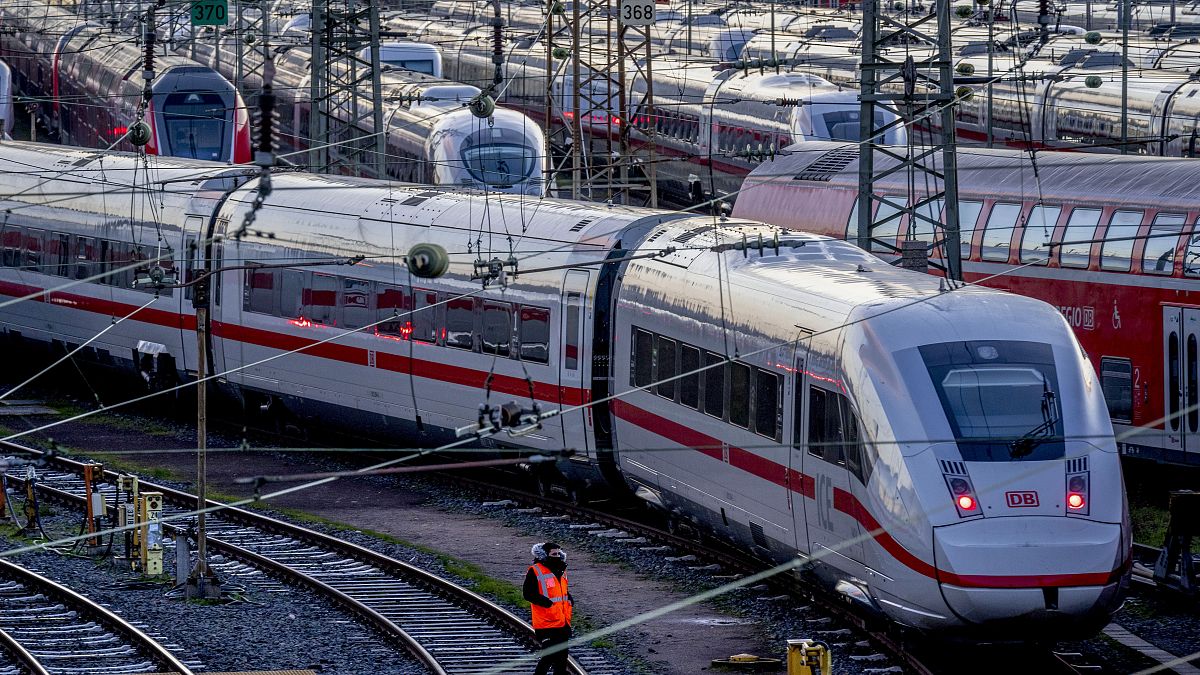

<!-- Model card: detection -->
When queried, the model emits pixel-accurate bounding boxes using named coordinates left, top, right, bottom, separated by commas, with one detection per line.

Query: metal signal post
left=857, top=0, right=963, bottom=280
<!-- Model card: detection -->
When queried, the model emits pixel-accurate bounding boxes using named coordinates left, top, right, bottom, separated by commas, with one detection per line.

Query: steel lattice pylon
left=858, top=0, right=962, bottom=280
left=543, top=0, right=655, bottom=206
left=309, top=0, right=385, bottom=177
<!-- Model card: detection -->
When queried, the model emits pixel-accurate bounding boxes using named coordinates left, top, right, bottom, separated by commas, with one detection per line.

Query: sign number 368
left=619, top=0, right=654, bottom=25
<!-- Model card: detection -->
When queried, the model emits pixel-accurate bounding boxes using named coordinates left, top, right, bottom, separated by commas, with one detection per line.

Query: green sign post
left=191, top=0, right=228, bottom=25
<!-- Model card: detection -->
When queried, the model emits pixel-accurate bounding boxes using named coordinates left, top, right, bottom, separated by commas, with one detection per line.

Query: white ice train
left=0, top=141, right=1129, bottom=639
left=0, top=60, right=12, bottom=140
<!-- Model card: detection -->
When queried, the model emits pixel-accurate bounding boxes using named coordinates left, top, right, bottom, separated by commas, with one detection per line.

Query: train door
left=1163, top=307, right=1186, bottom=454
left=1183, top=308, right=1200, bottom=454
left=560, top=270, right=591, bottom=458
left=788, top=341, right=812, bottom=555
left=800, top=381, right=865, bottom=571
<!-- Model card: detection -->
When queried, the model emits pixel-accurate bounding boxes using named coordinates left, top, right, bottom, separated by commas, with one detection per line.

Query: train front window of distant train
left=919, top=340, right=1065, bottom=461
left=462, top=144, right=534, bottom=186
left=383, top=59, right=435, bottom=74
left=812, top=110, right=888, bottom=142
left=162, top=91, right=227, bottom=161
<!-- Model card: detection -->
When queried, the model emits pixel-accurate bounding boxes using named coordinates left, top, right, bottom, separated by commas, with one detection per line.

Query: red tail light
left=957, top=495, right=977, bottom=511
left=1065, top=471, right=1089, bottom=515
left=1067, top=493, right=1085, bottom=510
left=944, top=474, right=981, bottom=518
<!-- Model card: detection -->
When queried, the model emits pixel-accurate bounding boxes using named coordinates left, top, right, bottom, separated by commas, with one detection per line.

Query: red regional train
left=735, top=141, right=1200, bottom=466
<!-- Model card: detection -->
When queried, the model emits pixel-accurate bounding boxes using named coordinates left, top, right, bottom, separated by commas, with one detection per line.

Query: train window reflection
left=244, top=266, right=274, bottom=314
left=679, top=345, right=700, bottom=409
left=1144, top=213, right=1185, bottom=275
left=48, top=233, right=70, bottom=277
left=22, top=228, right=44, bottom=272
left=1, top=227, right=20, bottom=268
left=1100, top=210, right=1143, bottom=272
left=304, top=273, right=338, bottom=325
left=873, top=200, right=903, bottom=246
left=374, top=284, right=407, bottom=336
left=519, top=306, right=550, bottom=363
left=462, top=144, right=534, bottom=186
left=730, top=363, right=750, bottom=429
left=162, top=91, right=227, bottom=161
left=411, top=290, right=438, bottom=344
left=279, top=270, right=303, bottom=319
left=73, top=236, right=94, bottom=280
left=445, top=296, right=475, bottom=350
left=656, top=336, right=678, bottom=400
left=981, top=203, right=1021, bottom=262
left=753, top=369, right=780, bottom=440
left=807, top=386, right=845, bottom=465
left=957, top=201, right=984, bottom=260
left=1019, top=205, right=1061, bottom=264
left=342, top=278, right=372, bottom=329
left=481, top=301, right=512, bottom=357
left=908, top=199, right=943, bottom=244
left=703, top=352, right=725, bottom=419
left=1058, top=208, right=1102, bottom=268
left=633, top=328, right=654, bottom=387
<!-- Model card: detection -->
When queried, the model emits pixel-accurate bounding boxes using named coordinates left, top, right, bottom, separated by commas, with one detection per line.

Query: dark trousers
left=533, top=626, right=571, bottom=675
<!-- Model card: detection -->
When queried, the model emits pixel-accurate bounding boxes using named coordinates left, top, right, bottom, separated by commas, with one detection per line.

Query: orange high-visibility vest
left=529, top=562, right=572, bottom=629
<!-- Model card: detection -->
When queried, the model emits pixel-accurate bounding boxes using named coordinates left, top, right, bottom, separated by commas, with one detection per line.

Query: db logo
left=1005, top=491, right=1039, bottom=507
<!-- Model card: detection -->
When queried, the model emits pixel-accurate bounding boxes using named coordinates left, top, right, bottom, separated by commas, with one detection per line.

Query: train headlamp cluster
left=1066, top=472, right=1089, bottom=514
left=944, top=473, right=981, bottom=518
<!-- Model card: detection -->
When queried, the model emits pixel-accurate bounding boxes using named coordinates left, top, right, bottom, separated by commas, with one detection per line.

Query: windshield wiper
left=1010, top=388, right=1059, bottom=458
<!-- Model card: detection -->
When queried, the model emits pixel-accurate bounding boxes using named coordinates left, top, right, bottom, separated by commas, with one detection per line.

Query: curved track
left=6, top=448, right=603, bottom=675
left=0, top=556, right=195, bottom=675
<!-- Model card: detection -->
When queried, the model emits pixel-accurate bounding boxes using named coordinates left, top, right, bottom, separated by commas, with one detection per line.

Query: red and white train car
left=735, top=141, right=1200, bottom=466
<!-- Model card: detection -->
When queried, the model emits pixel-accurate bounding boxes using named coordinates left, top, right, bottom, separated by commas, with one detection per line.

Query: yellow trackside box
left=787, top=639, right=831, bottom=675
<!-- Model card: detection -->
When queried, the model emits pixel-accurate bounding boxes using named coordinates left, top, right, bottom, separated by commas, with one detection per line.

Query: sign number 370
left=191, top=0, right=229, bottom=26
left=619, top=0, right=655, bottom=25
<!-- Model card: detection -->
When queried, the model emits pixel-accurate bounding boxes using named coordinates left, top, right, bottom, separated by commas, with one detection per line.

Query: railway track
left=0, top=556, right=196, bottom=675
left=5, top=446, right=607, bottom=675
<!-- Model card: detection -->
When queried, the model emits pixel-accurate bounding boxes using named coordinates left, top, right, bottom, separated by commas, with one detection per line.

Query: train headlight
left=1065, top=471, right=1090, bottom=515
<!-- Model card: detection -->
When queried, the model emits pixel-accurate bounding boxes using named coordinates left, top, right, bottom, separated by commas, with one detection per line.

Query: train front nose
left=933, top=516, right=1127, bottom=637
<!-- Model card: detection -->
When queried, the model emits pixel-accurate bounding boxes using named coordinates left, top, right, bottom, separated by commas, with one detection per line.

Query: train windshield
left=383, top=59, right=436, bottom=74
left=919, top=340, right=1065, bottom=462
left=810, top=109, right=888, bottom=142
left=462, top=144, right=535, bottom=187
left=161, top=92, right=227, bottom=161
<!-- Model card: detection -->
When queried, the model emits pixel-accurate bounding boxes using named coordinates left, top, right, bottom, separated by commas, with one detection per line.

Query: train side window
left=873, top=199, right=903, bottom=246
left=807, top=386, right=844, bottom=464
left=565, top=292, right=582, bottom=371
left=1058, top=208, right=1102, bottom=268
left=956, top=200, right=984, bottom=260
left=1, top=226, right=21, bottom=268
left=244, top=266, right=276, bottom=314
left=105, top=241, right=129, bottom=288
left=1100, top=209, right=1144, bottom=272
left=679, top=345, right=700, bottom=409
left=844, top=198, right=858, bottom=240
left=22, top=228, right=44, bottom=272
left=841, top=397, right=872, bottom=484
left=1099, top=357, right=1133, bottom=424
left=481, top=301, right=513, bottom=356
left=74, top=236, right=95, bottom=280
left=341, top=277, right=372, bottom=329
left=1018, top=204, right=1061, bottom=264
left=1143, top=213, right=1186, bottom=275
left=518, top=306, right=551, bottom=363
left=304, top=273, right=338, bottom=325
left=445, top=296, right=476, bottom=350
left=411, top=289, right=439, bottom=343
left=909, top=199, right=943, bottom=243
left=656, top=335, right=678, bottom=400
left=374, top=284, right=408, bottom=337
left=632, top=328, right=654, bottom=387
left=753, top=368, right=780, bottom=440
left=47, top=233, right=70, bottom=277
left=729, top=362, right=751, bottom=429
left=703, top=351, right=725, bottom=419
left=980, top=203, right=1021, bottom=262
left=279, top=270, right=303, bottom=319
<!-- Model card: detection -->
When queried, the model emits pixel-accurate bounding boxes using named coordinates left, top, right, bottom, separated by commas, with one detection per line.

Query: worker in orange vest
left=524, top=542, right=573, bottom=675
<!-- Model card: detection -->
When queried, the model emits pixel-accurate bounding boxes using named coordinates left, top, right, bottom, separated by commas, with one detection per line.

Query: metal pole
left=987, top=4, right=994, bottom=148
left=570, top=0, right=582, bottom=199
left=1121, top=0, right=1129, bottom=154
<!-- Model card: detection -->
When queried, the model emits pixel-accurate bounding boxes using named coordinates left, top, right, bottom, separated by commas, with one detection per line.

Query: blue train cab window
left=679, top=345, right=700, bottom=409
left=1143, top=213, right=1185, bottom=275
left=445, top=296, right=475, bottom=350
left=519, top=306, right=550, bottom=363
left=632, top=328, right=654, bottom=387
left=729, top=362, right=751, bottom=428
left=481, top=301, right=513, bottom=356
left=703, top=351, right=725, bottom=419
left=656, top=336, right=677, bottom=400
left=920, top=341, right=1065, bottom=461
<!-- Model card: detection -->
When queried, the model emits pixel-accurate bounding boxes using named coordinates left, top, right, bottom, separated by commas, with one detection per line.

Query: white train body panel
left=0, top=142, right=1129, bottom=639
